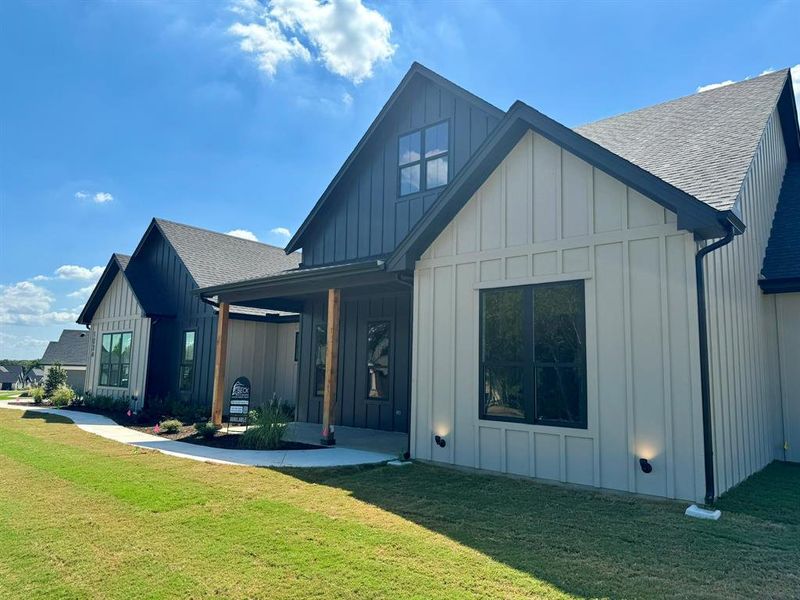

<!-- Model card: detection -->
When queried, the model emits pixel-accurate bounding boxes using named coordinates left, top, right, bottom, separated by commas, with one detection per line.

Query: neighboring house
left=77, top=219, right=300, bottom=413
left=40, top=330, right=90, bottom=393
left=24, top=367, right=45, bottom=387
left=199, top=63, right=799, bottom=504
left=0, top=365, right=25, bottom=390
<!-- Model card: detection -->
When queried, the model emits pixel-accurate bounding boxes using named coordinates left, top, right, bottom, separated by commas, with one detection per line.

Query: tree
left=43, top=363, right=68, bottom=397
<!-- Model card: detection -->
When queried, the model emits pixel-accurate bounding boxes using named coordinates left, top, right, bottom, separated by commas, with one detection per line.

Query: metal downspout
left=695, top=224, right=736, bottom=505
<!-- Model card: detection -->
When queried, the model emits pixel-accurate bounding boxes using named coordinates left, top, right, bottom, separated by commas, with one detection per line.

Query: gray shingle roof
left=575, top=69, right=789, bottom=211
left=40, top=329, right=90, bottom=366
left=0, top=365, right=24, bottom=385
left=762, top=162, right=800, bottom=282
left=154, top=219, right=301, bottom=288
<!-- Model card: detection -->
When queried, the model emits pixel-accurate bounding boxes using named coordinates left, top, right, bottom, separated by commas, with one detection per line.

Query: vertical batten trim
left=660, top=235, right=675, bottom=498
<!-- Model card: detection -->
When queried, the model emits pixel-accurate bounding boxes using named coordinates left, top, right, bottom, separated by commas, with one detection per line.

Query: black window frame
left=294, top=330, right=300, bottom=362
left=365, top=319, right=391, bottom=401
left=179, top=329, right=196, bottom=393
left=479, top=280, right=587, bottom=429
left=98, top=331, right=133, bottom=389
left=397, top=119, right=450, bottom=198
left=313, top=322, right=327, bottom=397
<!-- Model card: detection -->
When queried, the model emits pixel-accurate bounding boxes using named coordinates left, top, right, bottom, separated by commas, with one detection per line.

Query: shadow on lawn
left=20, top=410, right=74, bottom=425
left=285, top=460, right=800, bottom=599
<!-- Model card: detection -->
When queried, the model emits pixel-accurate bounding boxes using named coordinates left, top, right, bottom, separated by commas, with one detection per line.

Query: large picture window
left=366, top=321, right=390, bottom=400
left=179, top=330, right=195, bottom=392
left=98, top=332, right=132, bottom=388
left=480, top=280, right=586, bottom=428
left=314, top=323, right=327, bottom=396
left=398, top=121, right=449, bottom=197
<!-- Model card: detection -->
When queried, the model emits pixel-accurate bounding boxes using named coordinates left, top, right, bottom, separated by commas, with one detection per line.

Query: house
left=77, top=219, right=301, bottom=413
left=40, top=330, right=90, bottom=393
left=0, top=365, right=25, bottom=390
left=198, top=63, right=799, bottom=504
left=24, top=367, right=45, bottom=387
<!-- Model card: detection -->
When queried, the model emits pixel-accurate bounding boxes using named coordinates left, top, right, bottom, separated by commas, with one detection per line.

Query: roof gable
left=388, top=101, right=746, bottom=271
left=40, top=329, right=89, bottom=366
left=575, top=69, right=797, bottom=212
left=76, top=254, right=136, bottom=324
left=285, top=62, right=504, bottom=255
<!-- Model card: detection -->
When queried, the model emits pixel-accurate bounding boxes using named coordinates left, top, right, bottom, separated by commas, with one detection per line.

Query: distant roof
left=40, top=330, right=89, bottom=366
left=0, top=365, right=24, bottom=384
left=575, top=70, right=792, bottom=212
left=151, top=218, right=301, bottom=288
left=761, top=162, right=800, bottom=293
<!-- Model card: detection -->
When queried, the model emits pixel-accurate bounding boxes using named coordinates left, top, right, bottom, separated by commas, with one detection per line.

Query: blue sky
left=1, top=0, right=798, bottom=359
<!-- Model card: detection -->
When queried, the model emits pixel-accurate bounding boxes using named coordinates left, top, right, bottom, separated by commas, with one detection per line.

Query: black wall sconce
left=434, top=435, right=447, bottom=448
left=639, top=458, right=653, bottom=474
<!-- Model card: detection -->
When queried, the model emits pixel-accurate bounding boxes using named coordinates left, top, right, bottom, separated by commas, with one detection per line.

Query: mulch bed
left=30, top=403, right=324, bottom=451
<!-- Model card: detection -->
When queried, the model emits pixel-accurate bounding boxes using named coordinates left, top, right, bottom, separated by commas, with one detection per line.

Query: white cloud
left=229, top=19, right=311, bottom=76
left=229, top=0, right=394, bottom=83
left=270, top=226, right=292, bottom=239
left=75, top=190, right=113, bottom=203
left=792, top=64, right=800, bottom=117
left=0, top=281, right=79, bottom=326
left=67, top=284, right=97, bottom=300
left=93, top=192, right=113, bottom=203
left=0, top=331, right=50, bottom=358
left=697, top=80, right=735, bottom=93
left=55, top=265, right=105, bottom=281
left=31, top=275, right=51, bottom=281
left=226, top=229, right=259, bottom=241
left=342, top=91, right=353, bottom=107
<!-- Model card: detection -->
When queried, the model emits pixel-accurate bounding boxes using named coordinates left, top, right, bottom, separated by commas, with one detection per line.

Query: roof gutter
left=694, top=219, right=738, bottom=505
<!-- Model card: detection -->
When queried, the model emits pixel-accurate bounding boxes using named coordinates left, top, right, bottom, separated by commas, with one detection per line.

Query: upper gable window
left=399, top=121, right=449, bottom=197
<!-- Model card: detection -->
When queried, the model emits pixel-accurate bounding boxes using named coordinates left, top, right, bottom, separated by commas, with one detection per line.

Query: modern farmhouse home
left=77, top=218, right=300, bottom=413
left=197, top=63, right=798, bottom=504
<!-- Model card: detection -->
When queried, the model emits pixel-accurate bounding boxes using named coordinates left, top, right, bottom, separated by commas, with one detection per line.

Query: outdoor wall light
left=434, top=435, right=447, bottom=448
left=639, top=458, right=653, bottom=474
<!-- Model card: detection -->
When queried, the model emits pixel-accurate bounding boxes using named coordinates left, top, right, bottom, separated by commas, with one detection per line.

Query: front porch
left=285, top=421, right=408, bottom=456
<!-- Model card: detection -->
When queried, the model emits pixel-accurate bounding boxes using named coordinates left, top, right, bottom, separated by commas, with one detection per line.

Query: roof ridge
left=153, top=218, right=293, bottom=253
left=575, top=68, right=789, bottom=130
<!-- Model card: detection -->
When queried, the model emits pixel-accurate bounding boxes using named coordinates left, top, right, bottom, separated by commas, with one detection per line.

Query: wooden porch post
left=211, top=301, right=230, bottom=427
left=321, top=288, right=341, bottom=445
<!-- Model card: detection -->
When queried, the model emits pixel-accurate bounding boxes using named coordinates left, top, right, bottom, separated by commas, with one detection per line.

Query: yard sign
left=228, top=376, right=251, bottom=428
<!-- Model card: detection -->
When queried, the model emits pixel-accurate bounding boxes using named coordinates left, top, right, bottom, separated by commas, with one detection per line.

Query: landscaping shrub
left=158, top=419, right=182, bottom=434
left=43, top=364, right=68, bottom=397
left=193, top=421, right=220, bottom=440
left=238, top=401, right=289, bottom=450
left=83, top=393, right=129, bottom=413
left=19, top=390, right=30, bottom=398
left=31, top=387, right=45, bottom=404
left=50, top=386, right=75, bottom=407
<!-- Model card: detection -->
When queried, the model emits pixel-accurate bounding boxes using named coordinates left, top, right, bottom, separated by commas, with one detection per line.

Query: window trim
left=478, top=280, right=587, bottom=429
left=179, top=329, right=196, bottom=393
left=97, top=331, right=133, bottom=389
left=365, top=319, right=392, bottom=402
left=313, top=321, right=327, bottom=398
left=397, top=119, right=451, bottom=199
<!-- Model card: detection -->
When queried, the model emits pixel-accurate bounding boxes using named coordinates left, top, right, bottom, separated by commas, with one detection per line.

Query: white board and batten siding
left=412, top=130, right=707, bottom=502
left=223, top=320, right=299, bottom=410
left=703, top=107, right=790, bottom=492
left=85, top=272, right=151, bottom=409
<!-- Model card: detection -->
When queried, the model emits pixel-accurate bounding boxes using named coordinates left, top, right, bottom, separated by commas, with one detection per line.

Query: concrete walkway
left=0, top=401, right=394, bottom=467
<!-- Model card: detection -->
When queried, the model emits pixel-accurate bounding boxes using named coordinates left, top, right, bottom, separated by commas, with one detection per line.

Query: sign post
left=227, top=376, right=251, bottom=430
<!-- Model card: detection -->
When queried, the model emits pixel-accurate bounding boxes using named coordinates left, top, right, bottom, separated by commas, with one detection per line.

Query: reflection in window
left=314, top=323, right=327, bottom=396
left=98, top=332, right=132, bottom=388
left=179, top=330, right=195, bottom=392
left=367, top=321, right=390, bottom=399
left=398, top=121, right=449, bottom=196
left=479, top=281, right=586, bottom=428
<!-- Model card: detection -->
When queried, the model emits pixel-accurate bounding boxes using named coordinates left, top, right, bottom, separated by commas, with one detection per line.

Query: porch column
left=321, top=288, right=341, bottom=445
left=211, top=301, right=230, bottom=427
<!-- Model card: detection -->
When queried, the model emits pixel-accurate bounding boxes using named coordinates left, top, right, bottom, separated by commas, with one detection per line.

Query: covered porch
left=198, top=259, right=413, bottom=451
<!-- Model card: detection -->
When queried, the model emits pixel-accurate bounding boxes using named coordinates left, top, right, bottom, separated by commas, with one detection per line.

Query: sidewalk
left=0, top=401, right=394, bottom=467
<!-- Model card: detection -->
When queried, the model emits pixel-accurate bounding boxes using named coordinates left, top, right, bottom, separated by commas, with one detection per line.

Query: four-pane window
left=314, top=323, right=327, bottom=396
left=98, top=332, right=132, bottom=388
left=398, top=121, right=449, bottom=196
left=366, top=321, right=390, bottom=400
left=480, top=280, right=587, bottom=428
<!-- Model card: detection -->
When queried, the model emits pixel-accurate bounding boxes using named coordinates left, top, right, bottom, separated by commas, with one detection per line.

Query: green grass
left=0, top=409, right=798, bottom=599
left=0, top=390, right=22, bottom=400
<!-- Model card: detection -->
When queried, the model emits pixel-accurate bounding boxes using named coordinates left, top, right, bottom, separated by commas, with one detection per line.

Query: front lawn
left=0, top=409, right=798, bottom=599
left=0, top=390, right=22, bottom=400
